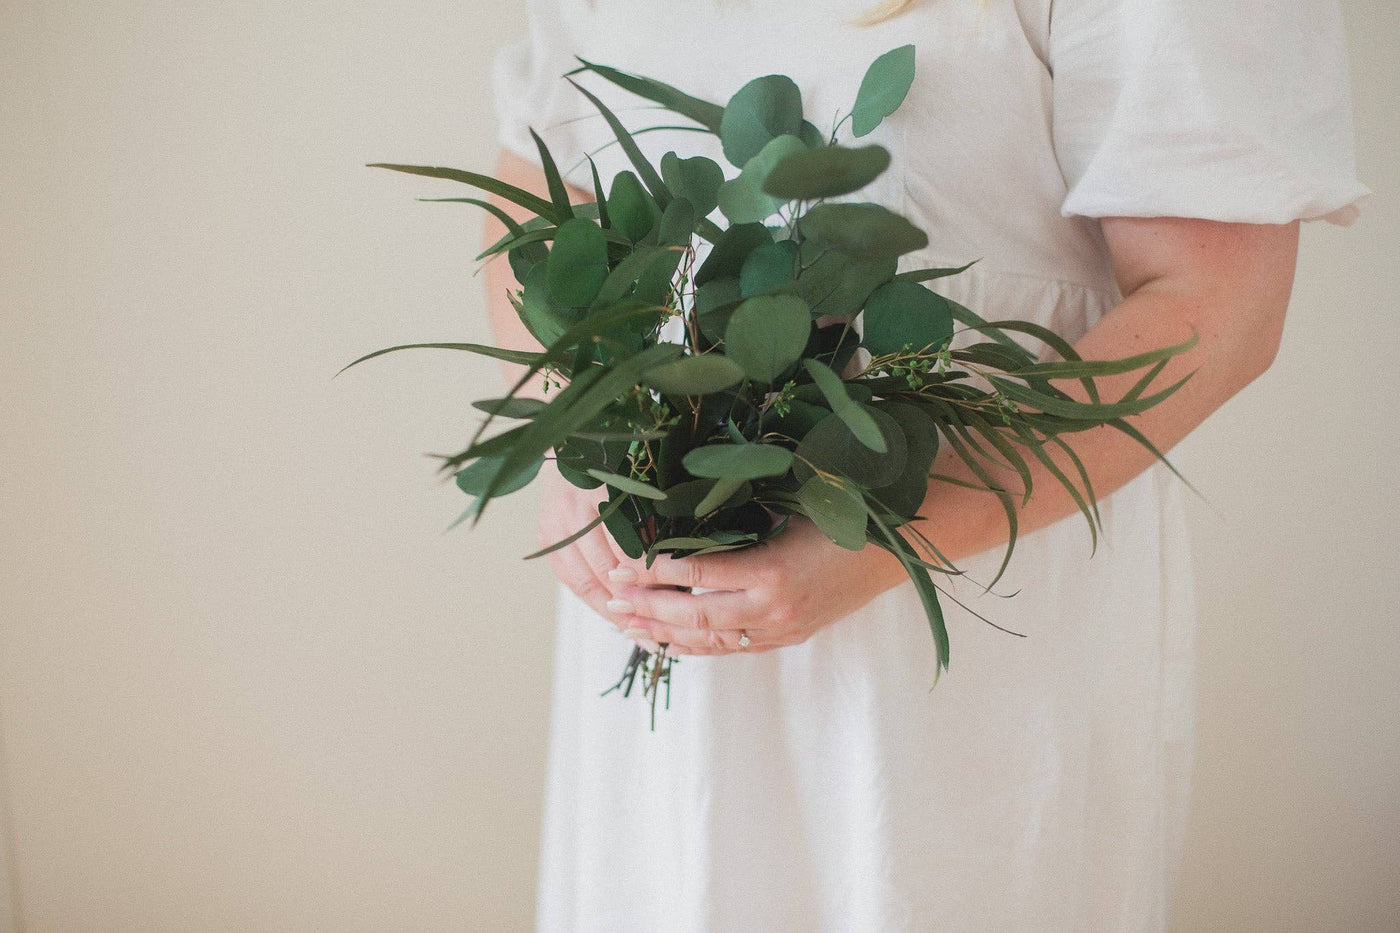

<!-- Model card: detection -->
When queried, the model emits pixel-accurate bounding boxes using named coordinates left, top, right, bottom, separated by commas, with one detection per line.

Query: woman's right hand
left=537, top=462, right=662, bottom=652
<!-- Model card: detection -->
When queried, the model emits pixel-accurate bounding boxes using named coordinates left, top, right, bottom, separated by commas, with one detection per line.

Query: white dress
left=489, top=2, right=1369, bottom=929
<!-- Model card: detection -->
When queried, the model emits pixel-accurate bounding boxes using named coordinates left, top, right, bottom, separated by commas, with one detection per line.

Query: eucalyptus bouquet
left=345, top=46, right=1195, bottom=722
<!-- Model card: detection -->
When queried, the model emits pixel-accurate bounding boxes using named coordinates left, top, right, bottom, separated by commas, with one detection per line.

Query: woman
left=484, top=0, right=1367, bottom=929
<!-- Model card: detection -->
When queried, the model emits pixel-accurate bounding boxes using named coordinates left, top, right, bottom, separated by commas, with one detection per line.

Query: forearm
left=873, top=220, right=1299, bottom=588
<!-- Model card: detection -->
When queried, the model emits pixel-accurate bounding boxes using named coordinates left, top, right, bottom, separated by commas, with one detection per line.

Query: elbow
left=1221, top=298, right=1289, bottom=395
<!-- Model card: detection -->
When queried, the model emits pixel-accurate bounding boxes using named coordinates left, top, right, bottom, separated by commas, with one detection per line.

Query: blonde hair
left=847, top=0, right=920, bottom=26
left=586, top=1, right=922, bottom=28
left=712, top=0, right=920, bottom=26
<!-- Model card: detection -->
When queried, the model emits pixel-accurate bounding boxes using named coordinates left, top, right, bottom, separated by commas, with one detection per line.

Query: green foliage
left=547, top=218, right=609, bottom=307
left=660, top=152, right=724, bottom=219
left=720, top=74, right=804, bottom=166
left=796, top=476, right=868, bottom=551
left=739, top=239, right=798, bottom=296
left=718, top=134, right=807, bottom=224
left=607, top=170, right=657, bottom=242
left=683, top=442, right=795, bottom=480
left=851, top=44, right=916, bottom=137
left=724, top=294, right=810, bottom=383
left=797, top=202, right=928, bottom=260
left=862, top=280, right=954, bottom=357
left=354, top=44, right=1199, bottom=714
left=762, top=144, right=891, bottom=200
left=643, top=354, right=745, bottom=395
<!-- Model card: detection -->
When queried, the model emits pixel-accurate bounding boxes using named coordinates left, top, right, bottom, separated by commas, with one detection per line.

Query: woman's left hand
left=601, top=516, right=908, bottom=655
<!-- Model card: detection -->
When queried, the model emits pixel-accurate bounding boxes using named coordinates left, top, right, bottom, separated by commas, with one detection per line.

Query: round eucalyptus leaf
left=683, top=442, right=794, bottom=480
left=654, top=479, right=714, bottom=518
left=657, top=196, right=696, bottom=248
left=868, top=401, right=940, bottom=516
left=455, top=453, right=545, bottom=498
left=798, top=119, right=826, bottom=149
left=695, top=275, right=744, bottom=343
left=643, top=353, right=746, bottom=395
left=796, top=202, right=928, bottom=260
left=608, top=169, right=657, bottom=242
left=739, top=239, right=799, bottom=296
left=724, top=293, right=811, bottom=383
left=630, top=244, right=685, bottom=307
left=861, top=279, right=954, bottom=357
left=720, top=74, right=804, bottom=167
left=793, top=406, right=907, bottom=488
left=770, top=397, right=831, bottom=440
left=556, top=460, right=602, bottom=490
left=601, top=495, right=646, bottom=559
left=718, top=134, right=806, bottom=224
left=694, top=222, right=773, bottom=286
left=762, top=144, right=891, bottom=200
left=520, top=259, right=574, bottom=346
left=547, top=217, right=609, bottom=307
left=786, top=243, right=896, bottom=317
left=795, top=476, right=868, bottom=551
left=660, top=151, right=724, bottom=219
left=852, top=44, right=916, bottom=137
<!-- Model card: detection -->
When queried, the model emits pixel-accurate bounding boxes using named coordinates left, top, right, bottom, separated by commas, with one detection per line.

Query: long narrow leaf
left=941, top=427, right=1018, bottom=593
left=862, top=502, right=949, bottom=679
left=1011, top=421, right=1099, bottom=555
left=989, top=368, right=1195, bottom=420
left=1104, top=417, right=1205, bottom=501
left=587, top=156, right=611, bottom=229
left=963, top=412, right=1034, bottom=507
left=891, top=259, right=979, bottom=283
left=529, top=127, right=576, bottom=221
left=475, top=343, right=682, bottom=516
left=466, top=301, right=669, bottom=455
left=336, top=341, right=540, bottom=377
left=1048, top=433, right=1102, bottom=529
left=419, top=196, right=530, bottom=239
left=567, top=58, right=725, bottom=133
left=478, top=222, right=635, bottom=262
left=564, top=78, right=673, bottom=208
left=523, top=495, right=628, bottom=559
left=1002, top=332, right=1197, bottom=381
left=368, top=163, right=565, bottom=224
left=1120, top=357, right=1170, bottom=404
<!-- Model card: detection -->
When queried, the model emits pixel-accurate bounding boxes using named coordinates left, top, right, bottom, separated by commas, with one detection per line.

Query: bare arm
left=881, top=216, right=1300, bottom=581
left=610, top=216, right=1302, bottom=655
left=476, top=147, right=1303, bottom=653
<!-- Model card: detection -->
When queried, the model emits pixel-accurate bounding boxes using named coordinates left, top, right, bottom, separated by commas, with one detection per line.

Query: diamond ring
left=737, top=630, right=751, bottom=650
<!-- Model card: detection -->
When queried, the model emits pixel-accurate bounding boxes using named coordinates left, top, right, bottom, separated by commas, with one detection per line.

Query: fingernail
left=607, top=567, right=637, bottom=584
left=622, top=629, right=661, bottom=654
left=606, top=598, right=634, bottom=615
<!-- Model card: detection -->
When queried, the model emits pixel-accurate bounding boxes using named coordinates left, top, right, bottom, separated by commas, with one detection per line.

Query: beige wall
left=0, top=2, right=1394, bottom=930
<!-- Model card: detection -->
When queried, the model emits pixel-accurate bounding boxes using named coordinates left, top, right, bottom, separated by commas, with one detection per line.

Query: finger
left=609, top=584, right=754, bottom=632
left=546, top=537, right=630, bottom=632
left=608, top=548, right=757, bottom=592
left=662, top=643, right=725, bottom=656
left=574, top=515, right=626, bottom=594
left=619, top=614, right=764, bottom=653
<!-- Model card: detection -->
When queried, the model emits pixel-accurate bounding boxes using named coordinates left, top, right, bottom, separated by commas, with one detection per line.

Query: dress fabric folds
left=488, top=1, right=1368, bottom=929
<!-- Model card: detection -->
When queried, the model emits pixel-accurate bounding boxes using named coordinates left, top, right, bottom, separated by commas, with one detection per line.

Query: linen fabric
left=488, top=1, right=1368, bottom=929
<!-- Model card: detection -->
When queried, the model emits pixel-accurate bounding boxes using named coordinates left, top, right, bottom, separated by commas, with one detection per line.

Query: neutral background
left=1, top=1, right=1395, bottom=930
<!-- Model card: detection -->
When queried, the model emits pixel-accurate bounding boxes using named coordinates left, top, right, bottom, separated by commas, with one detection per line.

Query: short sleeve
left=489, top=1, right=595, bottom=180
left=1049, top=0, right=1371, bottom=226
